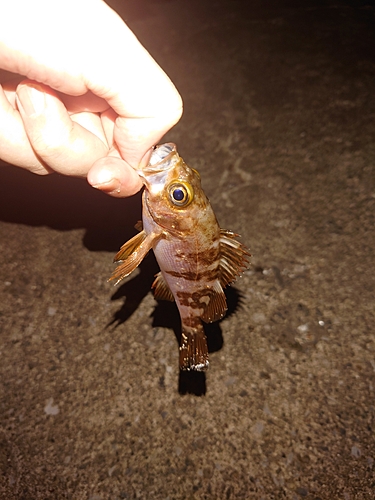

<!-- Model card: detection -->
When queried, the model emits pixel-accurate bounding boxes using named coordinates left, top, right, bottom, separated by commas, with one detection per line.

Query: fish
left=109, top=143, right=250, bottom=371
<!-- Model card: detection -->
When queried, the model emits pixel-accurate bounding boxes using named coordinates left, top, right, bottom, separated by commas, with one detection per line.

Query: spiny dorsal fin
left=152, top=272, right=175, bottom=302
left=201, top=281, right=227, bottom=323
left=219, top=229, right=250, bottom=287
left=109, top=230, right=161, bottom=285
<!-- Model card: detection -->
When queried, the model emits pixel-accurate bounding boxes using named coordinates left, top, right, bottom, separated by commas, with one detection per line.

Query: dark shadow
left=151, top=284, right=244, bottom=396
left=151, top=300, right=210, bottom=396
left=221, top=285, right=245, bottom=321
left=107, top=252, right=159, bottom=327
left=106, top=0, right=178, bottom=24
left=1, top=163, right=245, bottom=395
left=179, top=371, right=207, bottom=396
left=0, top=162, right=142, bottom=252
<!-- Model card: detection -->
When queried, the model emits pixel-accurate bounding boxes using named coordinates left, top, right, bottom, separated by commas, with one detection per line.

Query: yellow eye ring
left=168, top=181, right=194, bottom=207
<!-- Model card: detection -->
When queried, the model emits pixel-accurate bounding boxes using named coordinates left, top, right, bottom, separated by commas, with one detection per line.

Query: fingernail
left=16, top=83, right=46, bottom=116
left=88, top=168, right=122, bottom=194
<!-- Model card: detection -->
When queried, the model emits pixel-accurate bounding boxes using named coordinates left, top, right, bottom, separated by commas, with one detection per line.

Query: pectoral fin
left=219, top=229, right=250, bottom=287
left=109, top=230, right=161, bottom=285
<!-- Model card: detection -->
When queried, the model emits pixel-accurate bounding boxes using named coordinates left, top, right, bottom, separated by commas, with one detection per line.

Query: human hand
left=0, top=0, right=183, bottom=197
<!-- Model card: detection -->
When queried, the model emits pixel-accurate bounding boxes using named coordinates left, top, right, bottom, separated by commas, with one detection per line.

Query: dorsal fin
left=152, top=272, right=175, bottom=301
left=201, top=281, right=227, bottom=323
left=219, top=229, right=250, bottom=287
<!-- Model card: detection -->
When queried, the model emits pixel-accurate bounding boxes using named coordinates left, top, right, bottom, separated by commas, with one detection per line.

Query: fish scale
left=109, top=143, right=250, bottom=371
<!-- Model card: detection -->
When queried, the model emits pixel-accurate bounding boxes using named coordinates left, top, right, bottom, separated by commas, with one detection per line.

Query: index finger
left=0, top=0, right=183, bottom=169
left=84, top=18, right=183, bottom=169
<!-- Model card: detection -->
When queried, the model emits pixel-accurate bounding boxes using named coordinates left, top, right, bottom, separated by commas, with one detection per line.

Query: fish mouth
left=150, top=143, right=177, bottom=165
left=139, top=143, right=178, bottom=177
left=137, top=142, right=180, bottom=194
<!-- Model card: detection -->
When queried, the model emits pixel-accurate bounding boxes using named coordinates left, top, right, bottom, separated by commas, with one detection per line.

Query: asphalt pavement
left=0, top=0, right=374, bottom=498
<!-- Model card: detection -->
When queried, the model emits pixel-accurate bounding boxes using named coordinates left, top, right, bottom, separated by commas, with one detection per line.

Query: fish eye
left=168, top=182, right=194, bottom=207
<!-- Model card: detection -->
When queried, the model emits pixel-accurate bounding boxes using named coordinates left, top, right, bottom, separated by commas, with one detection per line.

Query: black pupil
left=173, top=188, right=185, bottom=201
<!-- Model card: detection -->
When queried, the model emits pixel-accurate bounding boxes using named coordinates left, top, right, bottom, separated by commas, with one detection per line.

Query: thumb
left=87, top=153, right=144, bottom=197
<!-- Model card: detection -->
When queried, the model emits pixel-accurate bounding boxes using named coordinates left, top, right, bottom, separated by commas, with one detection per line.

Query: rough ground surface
left=0, top=1, right=374, bottom=498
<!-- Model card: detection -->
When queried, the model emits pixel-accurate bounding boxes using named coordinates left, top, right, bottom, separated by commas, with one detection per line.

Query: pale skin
left=0, top=0, right=183, bottom=197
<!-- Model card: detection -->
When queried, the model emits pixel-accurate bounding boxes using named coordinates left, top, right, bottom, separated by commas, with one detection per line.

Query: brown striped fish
left=109, top=143, right=250, bottom=371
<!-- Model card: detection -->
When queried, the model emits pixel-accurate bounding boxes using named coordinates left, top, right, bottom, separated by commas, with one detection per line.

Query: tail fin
left=179, top=329, right=209, bottom=371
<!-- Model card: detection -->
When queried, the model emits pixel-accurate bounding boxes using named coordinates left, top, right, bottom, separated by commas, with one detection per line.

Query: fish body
left=109, top=143, right=249, bottom=371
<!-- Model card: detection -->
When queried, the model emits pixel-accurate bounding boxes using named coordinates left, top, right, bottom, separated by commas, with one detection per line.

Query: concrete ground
left=0, top=0, right=374, bottom=498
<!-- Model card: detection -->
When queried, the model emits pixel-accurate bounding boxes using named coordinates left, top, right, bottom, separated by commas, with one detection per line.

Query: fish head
left=139, top=143, right=209, bottom=234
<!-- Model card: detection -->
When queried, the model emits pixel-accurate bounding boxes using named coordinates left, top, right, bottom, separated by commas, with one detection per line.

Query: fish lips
left=137, top=142, right=179, bottom=193
left=140, top=143, right=179, bottom=176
